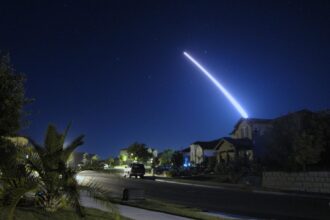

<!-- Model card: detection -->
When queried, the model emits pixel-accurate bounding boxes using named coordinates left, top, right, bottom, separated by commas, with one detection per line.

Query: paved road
left=77, top=171, right=330, bottom=220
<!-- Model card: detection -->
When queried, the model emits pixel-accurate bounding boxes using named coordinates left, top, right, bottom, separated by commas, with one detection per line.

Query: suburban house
left=215, top=118, right=272, bottom=164
left=147, top=147, right=158, bottom=158
left=215, top=137, right=254, bottom=163
left=189, top=139, right=221, bottom=165
left=230, top=118, right=272, bottom=141
left=67, top=151, right=84, bottom=168
left=67, top=152, right=97, bottom=168
left=182, top=118, right=273, bottom=166
left=6, top=136, right=30, bottom=147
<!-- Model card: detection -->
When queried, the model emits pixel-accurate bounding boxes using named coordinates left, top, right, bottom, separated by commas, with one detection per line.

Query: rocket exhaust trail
left=183, top=51, right=248, bottom=118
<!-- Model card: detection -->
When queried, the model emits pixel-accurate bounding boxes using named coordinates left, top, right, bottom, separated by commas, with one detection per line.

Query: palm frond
left=62, top=135, right=84, bottom=162
left=26, top=137, right=45, bottom=156
left=60, top=122, right=72, bottom=147
left=1, top=169, right=40, bottom=220
left=44, top=125, right=62, bottom=153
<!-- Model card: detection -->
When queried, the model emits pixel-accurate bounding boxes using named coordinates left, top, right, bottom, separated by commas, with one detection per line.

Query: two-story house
left=230, top=118, right=272, bottom=141
left=216, top=118, right=272, bottom=164
left=189, top=139, right=221, bottom=165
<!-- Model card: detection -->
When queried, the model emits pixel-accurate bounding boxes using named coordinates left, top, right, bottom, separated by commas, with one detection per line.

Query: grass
left=103, top=196, right=227, bottom=220
left=78, top=174, right=227, bottom=220
left=0, top=206, right=131, bottom=220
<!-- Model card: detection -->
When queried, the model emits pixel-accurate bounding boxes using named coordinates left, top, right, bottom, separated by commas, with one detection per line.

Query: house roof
left=274, top=109, right=314, bottom=121
left=217, top=137, right=254, bottom=150
left=230, top=118, right=272, bottom=135
left=192, top=138, right=222, bottom=150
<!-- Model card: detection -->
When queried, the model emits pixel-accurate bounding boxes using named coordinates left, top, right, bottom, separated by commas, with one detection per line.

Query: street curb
left=155, top=179, right=330, bottom=200
left=155, top=179, right=229, bottom=190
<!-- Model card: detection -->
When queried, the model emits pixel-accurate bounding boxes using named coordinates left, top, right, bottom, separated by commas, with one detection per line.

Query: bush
left=214, top=158, right=262, bottom=183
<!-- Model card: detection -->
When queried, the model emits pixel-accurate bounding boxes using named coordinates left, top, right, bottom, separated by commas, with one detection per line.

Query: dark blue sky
left=1, top=1, right=330, bottom=158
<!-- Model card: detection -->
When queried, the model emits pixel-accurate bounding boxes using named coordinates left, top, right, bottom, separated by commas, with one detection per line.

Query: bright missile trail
left=183, top=51, right=249, bottom=118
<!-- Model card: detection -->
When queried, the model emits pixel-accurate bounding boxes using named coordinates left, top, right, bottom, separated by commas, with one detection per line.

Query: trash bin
left=122, top=188, right=145, bottom=201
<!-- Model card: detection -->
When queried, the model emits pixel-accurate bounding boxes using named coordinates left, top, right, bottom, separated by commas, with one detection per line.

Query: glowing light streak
left=183, top=51, right=248, bottom=118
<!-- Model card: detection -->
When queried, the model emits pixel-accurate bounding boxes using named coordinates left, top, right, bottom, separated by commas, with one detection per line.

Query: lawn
left=106, top=197, right=226, bottom=220
left=0, top=206, right=131, bottom=220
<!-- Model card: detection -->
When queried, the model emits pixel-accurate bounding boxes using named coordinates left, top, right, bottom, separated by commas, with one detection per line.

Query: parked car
left=154, top=165, right=171, bottom=175
left=124, top=163, right=145, bottom=178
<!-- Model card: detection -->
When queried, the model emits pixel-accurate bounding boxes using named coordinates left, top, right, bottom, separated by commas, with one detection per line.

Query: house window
left=240, top=127, right=249, bottom=138
left=245, top=127, right=249, bottom=138
left=240, top=128, right=244, bottom=138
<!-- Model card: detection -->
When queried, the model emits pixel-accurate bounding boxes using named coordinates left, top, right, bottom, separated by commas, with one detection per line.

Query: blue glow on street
left=183, top=51, right=249, bottom=118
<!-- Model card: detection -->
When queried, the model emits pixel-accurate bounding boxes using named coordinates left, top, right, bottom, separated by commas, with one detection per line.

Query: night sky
left=1, top=1, right=330, bottom=158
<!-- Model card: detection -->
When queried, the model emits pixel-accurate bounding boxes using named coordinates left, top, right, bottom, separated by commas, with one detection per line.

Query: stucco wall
left=231, top=120, right=272, bottom=140
left=6, top=136, right=29, bottom=146
left=232, top=120, right=251, bottom=139
left=217, top=141, right=235, bottom=162
left=190, top=144, right=204, bottom=164
left=262, top=172, right=330, bottom=194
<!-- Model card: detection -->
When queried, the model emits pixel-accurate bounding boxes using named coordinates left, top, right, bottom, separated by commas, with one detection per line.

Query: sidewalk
left=80, top=192, right=192, bottom=220
left=117, top=204, right=192, bottom=220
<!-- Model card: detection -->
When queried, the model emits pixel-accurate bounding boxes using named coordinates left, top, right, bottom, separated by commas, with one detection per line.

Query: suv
left=124, top=163, right=145, bottom=178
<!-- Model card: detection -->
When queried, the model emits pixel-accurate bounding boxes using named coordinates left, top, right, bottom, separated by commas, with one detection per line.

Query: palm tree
left=0, top=124, right=86, bottom=219
left=27, top=124, right=85, bottom=216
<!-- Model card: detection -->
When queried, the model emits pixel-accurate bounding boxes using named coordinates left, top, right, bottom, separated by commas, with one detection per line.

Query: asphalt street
left=77, top=171, right=330, bottom=220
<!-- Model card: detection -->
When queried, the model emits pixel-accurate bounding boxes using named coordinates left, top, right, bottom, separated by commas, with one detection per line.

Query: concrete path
left=80, top=192, right=192, bottom=220
left=202, top=211, right=259, bottom=220
left=116, top=204, right=192, bottom=220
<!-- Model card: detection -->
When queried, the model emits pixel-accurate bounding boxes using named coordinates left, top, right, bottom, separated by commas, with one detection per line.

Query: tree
left=27, top=124, right=85, bottom=216
left=171, top=151, right=183, bottom=169
left=126, top=142, right=152, bottom=163
left=0, top=53, right=28, bottom=136
left=0, top=53, right=33, bottom=219
left=82, top=153, right=90, bottom=165
left=0, top=124, right=85, bottom=219
left=113, top=157, right=120, bottom=166
left=159, top=149, right=173, bottom=166
left=107, top=157, right=115, bottom=167
left=151, top=156, right=160, bottom=168
left=0, top=138, right=39, bottom=220
left=91, top=154, right=100, bottom=164
left=293, top=132, right=324, bottom=171
left=206, top=156, right=217, bottom=172
left=262, top=110, right=328, bottom=171
left=119, top=154, right=127, bottom=165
